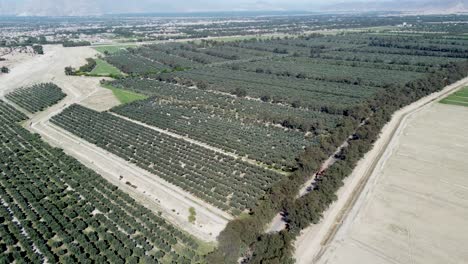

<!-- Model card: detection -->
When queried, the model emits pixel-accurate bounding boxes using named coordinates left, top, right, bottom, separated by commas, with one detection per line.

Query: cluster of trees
left=231, top=87, right=247, bottom=97
left=32, top=45, right=44, bottom=55
left=112, top=96, right=312, bottom=169
left=206, top=60, right=468, bottom=263
left=5, top=83, right=66, bottom=113
left=227, top=57, right=425, bottom=88
left=0, top=100, right=203, bottom=263
left=104, top=51, right=169, bottom=75
left=134, top=46, right=204, bottom=68
left=94, top=28, right=468, bottom=263
left=107, top=78, right=340, bottom=134
left=0, top=36, right=56, bottom=48
left=0, top=66, right=8, bottom=73
left=151, top=43, right=229, bottom=65
left=155, top=67, right=369, bottom=114
left=52, top=104, right=282, bottom=215
left=65, top=58, right=101, bottom=76
left=78, top=58, right=96, bottom=72
left=62, top=40, right=91, bottom=47
left=368, top=38, right=468, bottom=55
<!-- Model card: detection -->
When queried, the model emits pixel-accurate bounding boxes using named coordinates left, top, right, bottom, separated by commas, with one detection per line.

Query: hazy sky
left=0, top=0, right=375, bottom=15
left=0, top=0, right=464, bottom=16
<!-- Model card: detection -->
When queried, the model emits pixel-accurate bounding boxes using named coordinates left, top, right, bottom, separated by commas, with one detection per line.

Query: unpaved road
left=266, top=123, right=361, bottom=233
left=0, top=45, right=229, bottom=242
left=294, top=77, right=468, bottom=264
left=317, top=103, right=468, bottom=264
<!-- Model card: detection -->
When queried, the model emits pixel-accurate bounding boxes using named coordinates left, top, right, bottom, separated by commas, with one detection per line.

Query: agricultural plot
left=368, top=40, right=468, bottom=55
left=440, top=86, right=468, bottom=107
left=224, top=40, right=312, bottom=56
left=275, top=36, right=366, bottom=51
left=134, top=47, right=204, bottom=69
left=95, top=31, right=468, bottom=223
left=350, top=45, right=468, bottom=58
left=51, top=105, right=283, bottom=215
left=226, top=56, right=428, bottom=87
left=196, top=45, right=275, bottom=60
left=112, top=97, right=312, bottom=168
left=315, top=103, right=468, bottom=264
left=94, top=45, right=137, bottom=54
left=102, top=84, right=148, bottom=105
left=0, top=100, right=202, bottom=264
left=157, top=68, right=378, bottom=112
left=5, top=83, right=66, bottom=113
left=146, top=44, right=229, bottom=64
left=89, top=58, right=122, bottom=76
left=107, top=78, right=342, bottom=132
left=319, top=51, right=468, bottom=67
left=104, top=51, right=169, bottom=74
left=125, top=43, right=275, bottom=70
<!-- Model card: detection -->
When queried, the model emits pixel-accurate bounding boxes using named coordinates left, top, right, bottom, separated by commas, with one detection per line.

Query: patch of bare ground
left=316, top=103, right=468, bottom=264
left=294, top=77, right=468, bottom=264
left=0, top=49, right=36, bottom=68
left=80, top=80, right=120, bottom=111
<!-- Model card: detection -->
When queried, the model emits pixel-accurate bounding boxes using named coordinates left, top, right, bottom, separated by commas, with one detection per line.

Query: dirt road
left=294, top=76, right=468, bottom=264
left=0, top=45, right=229, bottom=242
left=318, top=102, right=468, bottom=264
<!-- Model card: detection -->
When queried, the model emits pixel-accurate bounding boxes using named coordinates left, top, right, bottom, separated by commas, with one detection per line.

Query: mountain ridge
left=0, top=0, right=466, bottom=17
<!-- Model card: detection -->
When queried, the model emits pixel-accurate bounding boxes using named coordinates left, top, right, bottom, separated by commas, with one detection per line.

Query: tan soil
left=316, top=103, right=468, bottom=264
left=294, top=77, right=468, bottom=264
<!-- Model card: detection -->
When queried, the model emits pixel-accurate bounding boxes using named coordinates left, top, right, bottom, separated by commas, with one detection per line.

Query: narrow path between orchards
left=109, top=112, right=283, bottom=174
left=265, top=118, right=367, bottom=233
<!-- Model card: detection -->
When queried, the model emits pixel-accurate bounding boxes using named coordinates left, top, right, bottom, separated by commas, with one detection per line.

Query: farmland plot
left=104, top=51, right=169, bottom=74
left=5, top=83, right=66, bottom=113
left=51, top=105, right=283, bottom=215
left=157, top=68, right=378, bottom=112
left=196, top=45, right=275, bottom=60
left=145, top=44, right=229, bottom=64
left=112, top=97, right=313, bottom=168
left=440, top=86, right=468, bottom=107
left=226, top=56, right=428, bottom=87
left=0, top=100, right=203, bottom=264
left=319, top=50, right=468, bottom=67
left=107, top=78, right=342, bottom=132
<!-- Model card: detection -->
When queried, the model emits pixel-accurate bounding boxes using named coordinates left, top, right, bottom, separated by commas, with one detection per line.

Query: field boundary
left=317, top=77, right=468, bottom=259
left=295, top=76, right=468, bottom=264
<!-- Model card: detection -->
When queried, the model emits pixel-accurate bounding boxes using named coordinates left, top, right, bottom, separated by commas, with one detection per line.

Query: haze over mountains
left=324, top=0, right=468, bottom=13
left=0, top=0, right=466, bottom=16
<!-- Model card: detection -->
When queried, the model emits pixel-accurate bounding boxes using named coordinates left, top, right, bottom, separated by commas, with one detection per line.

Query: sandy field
left=294, top=77, right=468, bottom=264
left=0, top=51, right=35, bottom=69
left=0, top=45, right=229, bottom=242
left=317, top=103, right=468, bottom=264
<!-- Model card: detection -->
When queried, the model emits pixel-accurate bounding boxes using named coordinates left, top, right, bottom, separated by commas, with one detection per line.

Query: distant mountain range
left=324, top=0, right=468, bottom=13
left=0, top=0, right=466, bottom=17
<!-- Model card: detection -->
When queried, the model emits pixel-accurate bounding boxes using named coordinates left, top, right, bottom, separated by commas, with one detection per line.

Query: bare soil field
left=294, top=77, right=468, bottom=264
left=0, top=50, right=35, bottom=69
left=316, top=103, right=468, bottom=264
left=80, top=79, right=120, bottom=111
left=0, top=45, right=229, bottom=242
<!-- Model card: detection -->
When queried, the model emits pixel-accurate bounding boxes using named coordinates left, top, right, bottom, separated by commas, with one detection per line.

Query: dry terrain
left=316, top=102, right=468, bottom=264
left=294, top=77, right=468, bottom=264
left=0, top=45, right=230, bottom=242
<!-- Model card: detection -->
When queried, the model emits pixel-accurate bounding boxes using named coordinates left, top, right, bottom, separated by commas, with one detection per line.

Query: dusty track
left=0, top=45, right=229, bottom=242
left=294, top=76, right=468, bottom=264
left=317, top=102, right=468, bottom=263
